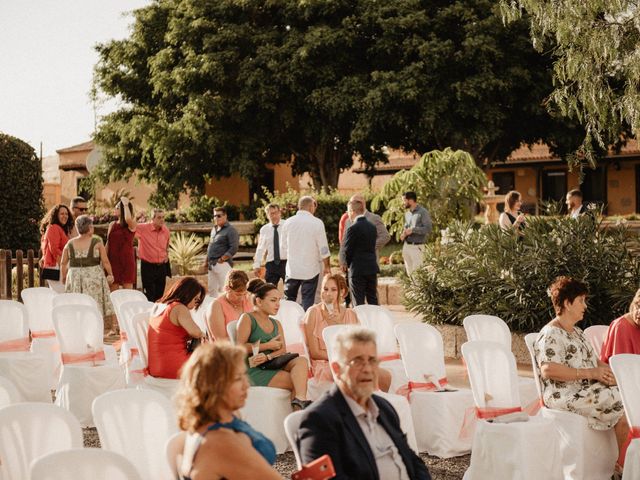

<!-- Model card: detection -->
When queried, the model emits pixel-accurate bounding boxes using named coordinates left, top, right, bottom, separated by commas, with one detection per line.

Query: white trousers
left=402, top=243, right=424, bottom=275
left=207, top=262, right=231, bottom=296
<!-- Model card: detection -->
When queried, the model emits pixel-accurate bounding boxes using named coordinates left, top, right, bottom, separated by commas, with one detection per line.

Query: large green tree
left=501, top=0, right=638, bottom=164
left=93, top=0, right=585, bottom=197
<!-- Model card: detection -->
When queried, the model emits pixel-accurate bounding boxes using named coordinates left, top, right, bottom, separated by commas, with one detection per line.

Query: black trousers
left=265, top=260, right=287, bottom=286
left=284, top=275, right=319, bottom=311
left=349, top=273, right=379, bottom=306
left=141, top=260, right=169, bottom=302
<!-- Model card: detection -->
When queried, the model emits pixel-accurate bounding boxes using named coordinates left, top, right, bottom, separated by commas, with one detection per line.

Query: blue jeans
left=284, top=275, right=319, bottom=311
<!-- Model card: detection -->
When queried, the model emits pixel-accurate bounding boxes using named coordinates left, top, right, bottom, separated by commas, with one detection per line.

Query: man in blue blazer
left=342, top=199, right=380, bottom=306
left=296, top=327, right=431, bottom=480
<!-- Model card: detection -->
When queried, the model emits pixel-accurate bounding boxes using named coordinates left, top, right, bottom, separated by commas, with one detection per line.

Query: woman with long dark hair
left=40, top=204, right=73, bottom=268
left=106, top=197, right=137, bottom=291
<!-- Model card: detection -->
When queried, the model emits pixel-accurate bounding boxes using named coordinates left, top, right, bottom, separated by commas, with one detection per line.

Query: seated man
left=296, top=327, right=430, bottom=480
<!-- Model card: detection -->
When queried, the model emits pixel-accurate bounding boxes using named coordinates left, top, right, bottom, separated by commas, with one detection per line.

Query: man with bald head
left=281, top=195, right=331, bottom=310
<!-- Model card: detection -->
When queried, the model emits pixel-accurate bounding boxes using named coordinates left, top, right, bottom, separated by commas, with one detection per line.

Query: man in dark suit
left=342, top=199, right=379, bottom=306
left=296, top=327, right=431, bottom=480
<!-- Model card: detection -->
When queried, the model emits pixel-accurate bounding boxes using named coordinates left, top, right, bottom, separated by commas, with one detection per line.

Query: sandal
left=291, top=398, right=313, bottom=411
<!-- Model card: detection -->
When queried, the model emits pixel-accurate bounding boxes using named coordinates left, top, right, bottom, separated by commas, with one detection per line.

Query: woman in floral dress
left=534, top=276, right=629, bottom=473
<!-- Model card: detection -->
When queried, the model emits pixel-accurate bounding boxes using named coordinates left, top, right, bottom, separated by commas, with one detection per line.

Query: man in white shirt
left=566, top=189, right=585, bottom=218
left=281, top=195, right=331, bottom=311
left=252, top=203, right=287, bottom=286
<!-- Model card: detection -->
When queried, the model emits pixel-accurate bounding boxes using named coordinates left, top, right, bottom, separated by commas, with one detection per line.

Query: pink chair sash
left=61, top=349, right=106, bottom=365
left=523, top=397, right=544, bottom=416
left=460, top=406, right=523, bottom=439
left=0, top=336, right=30, bottom=352
left=31, top=330, right=56, bottom=339
left=378, top=352, right=401, bottom=362
left=618, top=426, right=640, bottom=467
left=396, top=377, right=449, bottom=400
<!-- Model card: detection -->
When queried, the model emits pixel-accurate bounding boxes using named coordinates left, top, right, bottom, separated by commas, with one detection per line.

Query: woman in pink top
left=601, top=288, right=640, bottom=363
left=39, top=204, right=73, bottom=268
left=206, top=270, right=253, bottom=341
left=147, top=277, right=206, bottom=379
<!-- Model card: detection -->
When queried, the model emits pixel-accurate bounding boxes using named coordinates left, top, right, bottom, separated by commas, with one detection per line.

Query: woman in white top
left=499, top=190, right=526, bottom=231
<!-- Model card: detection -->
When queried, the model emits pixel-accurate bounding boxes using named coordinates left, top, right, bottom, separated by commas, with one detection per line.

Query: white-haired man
left=297, top=327, right=431, bottom=480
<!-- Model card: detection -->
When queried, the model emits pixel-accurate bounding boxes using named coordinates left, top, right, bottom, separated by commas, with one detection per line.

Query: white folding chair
left=21, top=287, right=60, bottom=388
left=51, top=292, right=98, bottom=310
left=353, top=305, right=408, bottom=392
left=274, top=299, right=306, bottom=356
left=394, top=323, right=475, bottom=458
left=165, top=431, right=186, bottom=480
left=0, top=375, right=22, bottom=406
left=110, top=289, right=148, bottom=336
left=461, top=341, right=561, bottom=479
left=119, top=300, right=153, bottom=385
left=191, top=295, right=213, bottom=334
left=609, top=354, right=640, bottom=480
left=52, top=305, right=125, bottom=426
left=525, top=333, right=617, bottom=480
left=0, top=300, right=30, bottom=352
left=0, top=403, right=82, bottom=479
left=284, top=410, right=306, bottom=469
left=463, top=314, right=538, bottom=409
left=322, top=324, right=419, bottom=453
left=584, top=325, right=609, bottom=357
left=93, top=389, right=178, bottom=480
left=30, top=448, right=143, bottom=480
left=226, top=320, right=239, bottom=344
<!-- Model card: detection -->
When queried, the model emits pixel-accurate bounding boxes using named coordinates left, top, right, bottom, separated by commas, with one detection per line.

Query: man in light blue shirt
left=400, top=191, right=432, bottom=275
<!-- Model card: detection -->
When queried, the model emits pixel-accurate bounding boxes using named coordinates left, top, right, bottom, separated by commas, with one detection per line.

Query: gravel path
left=83, top=428, right=469, bottom=479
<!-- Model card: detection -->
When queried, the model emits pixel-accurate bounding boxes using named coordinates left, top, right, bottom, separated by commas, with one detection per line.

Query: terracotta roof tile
left=56, top=140, right=94, bottom=154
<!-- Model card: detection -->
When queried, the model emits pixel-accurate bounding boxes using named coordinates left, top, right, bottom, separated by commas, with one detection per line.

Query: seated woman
left=236, top=279, right=311, bottom=410
left=601, top=288, right=640, bottom=363
left=175, top=342, right=282, bottom=480
left=205, top=270, right=252, bottom=341
left=303, top=273, right=391, bottom=392
left=147, top=277, right=206, bottom=379
left=499, top=190, right=526, bottom=231
left=534, top=276, right=629, bottom=473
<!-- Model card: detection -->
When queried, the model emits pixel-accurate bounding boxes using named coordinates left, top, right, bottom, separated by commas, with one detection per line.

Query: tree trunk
left=311, top=144, right=341, bottom=189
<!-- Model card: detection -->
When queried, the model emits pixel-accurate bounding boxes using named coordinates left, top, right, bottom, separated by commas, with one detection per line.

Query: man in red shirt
left=135, top=209, right=171, bottom=301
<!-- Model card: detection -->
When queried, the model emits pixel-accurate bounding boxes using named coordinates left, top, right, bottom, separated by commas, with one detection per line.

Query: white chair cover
left=191, top=295, right=213, bottom=334
left=610, top=354, right=640, bottom=477
left=129, top=312, right=151, bottom=367
left=394, top=323, right=475, bottom=457
left=0, top=375, right=22, bottom=406
left=623, top=439, right=640, bottom=480
left=461, top=340, right=561, bottom=479
left=0, top=300, right=30, bottom=352
left=584, top=325, right=609, bottom=357
left=226, top=320, right=239, bottom=344
left=241, top=386, right=292, bottom=454
left=119, top=301, right=153, bottom=385
left=110, top=290, right=148, bottom=363
left=0, top=403, right=82, bottom=479
left=274, top=300, right=306, bottom=356
left=93, top=389, right=178, bottom=480
left=352, top=305, right=408, bottom=393
left=51, top=293, right=98, bottom=310
left=524, top=333, right=617, bottom=480
left=52, top=305, right=125, bottom=426
left=284, top=411, right=306, bottom=469
left=21, top=288, right=60, bottom=388
left=30, top=448, right=143, bottom=480
left=165, top=432, right=186, bottom=480
left=0, top=352, right=51, bottom=402
left=322, top=324, right=418, bottom=452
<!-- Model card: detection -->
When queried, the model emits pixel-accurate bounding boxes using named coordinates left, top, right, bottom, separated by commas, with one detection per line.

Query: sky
left=0, top=0, right=150, bottom=157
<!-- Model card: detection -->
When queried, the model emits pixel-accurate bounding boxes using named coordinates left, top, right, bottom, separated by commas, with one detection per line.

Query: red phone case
left=291, top=454, right=336, bottom=480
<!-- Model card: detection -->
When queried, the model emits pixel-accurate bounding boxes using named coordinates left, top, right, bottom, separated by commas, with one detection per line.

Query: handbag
left=41, top=267, right=60, bottom=281
left=259, top=352, right=299, bottom=370
left=186, top=337, right=202, bottom=353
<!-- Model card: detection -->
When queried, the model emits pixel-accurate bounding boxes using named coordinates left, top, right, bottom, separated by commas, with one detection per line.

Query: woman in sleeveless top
left=147, top=277, right=206, bottom=379
left=174, top=342, right=281, bottom=480
left=206, top=270, right=252, bottom=341
left=236, top=279, right=311, bottom=410
left=60, top=215, right=115, bottom=319
left=106, top=197, right=137, bottom=290
left=498, top=190, right=526, bottom=232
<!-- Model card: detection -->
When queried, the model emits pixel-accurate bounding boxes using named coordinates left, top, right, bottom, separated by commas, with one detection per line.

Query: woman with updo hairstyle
left=534, top=276, right=629, bottom=473
left=174, top=342, right=281, bottom=479
left=205, top=269, right=252, bottom=341
left=236, top=278, right=311, bottom=410
left=499, top=190, right=526, bottom=231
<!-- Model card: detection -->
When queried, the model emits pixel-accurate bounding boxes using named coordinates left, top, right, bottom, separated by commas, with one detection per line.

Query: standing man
left=135, top=209, right=171, bottom=301
left=297, top=327, right=431, bottom=480
left=204, top=206, right=239, bottom=296
left=566, top=189, right=585, bottom=218
left=281, top=196, right=331, bottom=311
left=69, top=196, right=88, bottom=237
left=252, top=203, right=287, bottom=286
left=343, top=199, right=379, bottom=306
left=400, top=191, right=432, bottom=275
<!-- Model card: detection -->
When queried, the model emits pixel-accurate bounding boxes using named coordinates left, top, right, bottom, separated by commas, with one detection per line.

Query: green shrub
left=404, top=213, right=640, bottom=332
left=0, top=134, right=44, bottom=251
left=168, top=232, right=206, bottom=275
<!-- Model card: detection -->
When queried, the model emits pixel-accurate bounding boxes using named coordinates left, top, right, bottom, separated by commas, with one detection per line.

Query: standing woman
left=107, top=197, right=137, bottom=291
left=39, top=204, right=74, bottom=289
left=499, top=190, right=527, bottom=231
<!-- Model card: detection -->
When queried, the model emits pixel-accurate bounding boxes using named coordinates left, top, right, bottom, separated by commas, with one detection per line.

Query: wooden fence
left=0, top=249, right=41, bottom=301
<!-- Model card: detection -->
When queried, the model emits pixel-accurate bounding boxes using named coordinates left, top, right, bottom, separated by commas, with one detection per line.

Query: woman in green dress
left=236, top=278, right=311, bottom=410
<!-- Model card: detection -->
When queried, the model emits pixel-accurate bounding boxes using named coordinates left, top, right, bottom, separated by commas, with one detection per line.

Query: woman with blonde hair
left=174, top=342, right=281, bottom=479
left=499, top=190, right=526, bottom=231
left=205, top=269, right=252, bottom=341
left=600, top=288, right=640, bottom=363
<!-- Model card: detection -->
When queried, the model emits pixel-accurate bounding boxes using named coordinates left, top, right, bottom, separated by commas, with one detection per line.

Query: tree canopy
left=501, top=0, right=638, bottom=165
left=93, top=0, right=585, bottom=199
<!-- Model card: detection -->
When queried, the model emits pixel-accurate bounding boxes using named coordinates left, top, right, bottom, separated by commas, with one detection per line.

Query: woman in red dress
left=147, top=277, right=206, bottom=379
left=600, top=288, right=640, bottom=363
left=107, top=197, right=137, bottom=291
left=40, top=204, right=73, bottom=268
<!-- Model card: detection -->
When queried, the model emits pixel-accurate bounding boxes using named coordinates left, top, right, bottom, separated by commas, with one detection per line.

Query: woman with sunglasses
left=206, top=270, right=253, bottom=341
